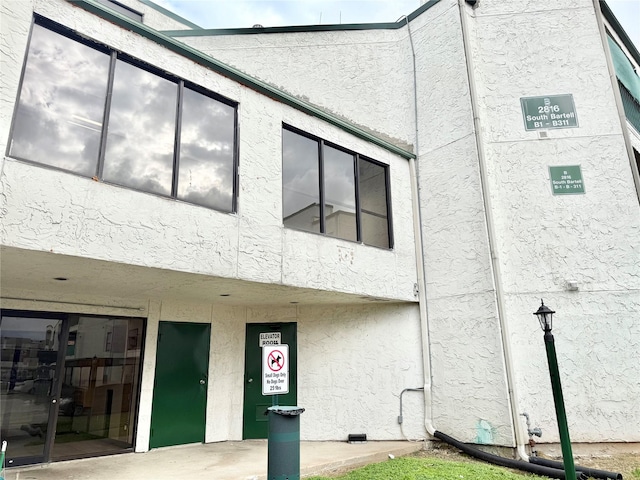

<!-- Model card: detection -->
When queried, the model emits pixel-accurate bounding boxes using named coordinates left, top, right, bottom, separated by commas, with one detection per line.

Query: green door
left=150, top=321, right=210, bottom=448
left=243, top=323, right=297, bottom=439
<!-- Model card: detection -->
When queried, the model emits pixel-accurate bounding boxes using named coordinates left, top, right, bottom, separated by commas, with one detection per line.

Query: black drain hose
left=433, top=431, right=586, bottom=479
left=529, top=455, right=623, bottom=479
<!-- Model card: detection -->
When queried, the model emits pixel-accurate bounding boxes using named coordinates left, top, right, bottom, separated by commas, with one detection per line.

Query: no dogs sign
left=262, top=344, right=289, bottom=395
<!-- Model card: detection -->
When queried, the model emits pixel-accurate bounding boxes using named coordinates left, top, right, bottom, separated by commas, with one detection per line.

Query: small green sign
left=549, top=165, right=585, bottom=195
left=521, top=94, right=578, bottom=131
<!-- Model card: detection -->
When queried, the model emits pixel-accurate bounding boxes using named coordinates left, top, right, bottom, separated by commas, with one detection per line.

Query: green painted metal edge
left=165, top=22, right=400, bottom=37
left=600, top=0, right=640, bottom=67
left=138, top=0, right=202, bottom=30
left=68, top=0, right=415, bottom=160
left=163, top=0, right=441, bottom=37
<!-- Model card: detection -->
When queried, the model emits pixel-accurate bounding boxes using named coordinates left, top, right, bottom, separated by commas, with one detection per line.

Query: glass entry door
left=0, top=314, right=63, bottom=466
left=1, top=311, right=144, bottom=466
left=51, top=316, right=144, bottom=461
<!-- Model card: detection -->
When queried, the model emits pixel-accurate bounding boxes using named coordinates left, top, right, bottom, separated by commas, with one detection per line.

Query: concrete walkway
left=4, top=441, right=424, bottom=480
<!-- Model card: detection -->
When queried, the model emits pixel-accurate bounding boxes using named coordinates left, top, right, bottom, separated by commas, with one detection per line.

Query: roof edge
left=600, top=0, right=640, bottom=67
left=161, top=0, right=441, bottom=37
left=138, top=0, right=202, bottom=30
left=67, top=0, right=415, bottom=160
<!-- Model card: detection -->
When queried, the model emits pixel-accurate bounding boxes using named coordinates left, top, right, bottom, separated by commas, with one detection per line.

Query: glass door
left=0, top=314, right=64, bottom=466
left=1, top=311, right=145, bottom=465
left=51, top=316, right=144, bottom=461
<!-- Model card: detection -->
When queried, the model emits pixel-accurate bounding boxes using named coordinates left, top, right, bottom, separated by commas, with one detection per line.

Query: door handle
left=199, top=379, right=205, bottom=385
left=52, top=399, right=57, bottom=404
left=248, top=378, right=253, bottom=383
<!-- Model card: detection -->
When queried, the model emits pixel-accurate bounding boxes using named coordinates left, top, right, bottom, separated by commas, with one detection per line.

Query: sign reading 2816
left=520, top=94, right=578, bottom=131
left=262, top=344, right=289, bottom=395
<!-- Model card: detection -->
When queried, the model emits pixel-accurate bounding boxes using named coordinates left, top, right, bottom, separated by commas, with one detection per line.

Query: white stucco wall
left=2, top=0, right=638, bottom=451
left=133, top=300, right=424, bottom=449
left=171, top=25, right=415, bottom=150
left=0, top=0, right=426, bottom=451
left=169, top=0, right=518, bottom=445
left=0, top=0, right=418, bottom=303
left=410, top=0, right=513, bottom=445
left=465, top=0, right=640, bottom=442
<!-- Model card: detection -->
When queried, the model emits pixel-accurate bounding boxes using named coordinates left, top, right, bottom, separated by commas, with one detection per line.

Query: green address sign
left=549, top=165, right=585, bottom=195
left=521, top=94, right=578, bottom=131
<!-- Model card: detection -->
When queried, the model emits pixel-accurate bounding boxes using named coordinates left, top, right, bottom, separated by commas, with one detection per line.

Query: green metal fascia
left=68, top=0, right=415, bottom=160
left=163, top=0, right=441, bottom=38
left=138, top=0, right=202, bottom=30
left=600, top=0, right=640, bottom=67
left=165, top=22, right=400, bottom=38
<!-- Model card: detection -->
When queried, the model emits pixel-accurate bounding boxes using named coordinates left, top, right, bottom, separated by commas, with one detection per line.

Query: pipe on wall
left=456, top=0, right=529, bottom=461
left=404, top=13, right=436, bottom=437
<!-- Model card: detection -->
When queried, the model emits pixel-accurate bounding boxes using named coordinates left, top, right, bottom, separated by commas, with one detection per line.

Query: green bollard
left=267, top=406, right=305, bottom=480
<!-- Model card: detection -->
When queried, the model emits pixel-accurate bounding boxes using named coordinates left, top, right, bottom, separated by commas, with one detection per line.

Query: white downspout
left=404, top=14, right=436, bottom=436
left=457, top=0, right=529, bottom=460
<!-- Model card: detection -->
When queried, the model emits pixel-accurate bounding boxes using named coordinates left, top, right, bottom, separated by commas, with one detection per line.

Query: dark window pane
left=323, top=146, right=356, bottom=241
left=283, top=130, right=320, bottom=233
left=9, top=24, right=110, bottom=175
left=359, top=159, right=390, bottom=248
left=103, top=60, right=177, bottom=196
left=177, top=89, right=235, bottom=211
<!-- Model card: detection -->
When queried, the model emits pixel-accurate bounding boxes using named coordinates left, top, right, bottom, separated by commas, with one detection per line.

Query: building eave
left=600, top=0, right=640, bottom=67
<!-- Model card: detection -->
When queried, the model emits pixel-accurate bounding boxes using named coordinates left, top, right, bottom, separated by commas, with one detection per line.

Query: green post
left=544, top=331, right=577, bottom=480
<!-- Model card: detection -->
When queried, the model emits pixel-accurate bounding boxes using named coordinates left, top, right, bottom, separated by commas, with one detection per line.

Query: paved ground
left=4, top=440, right=424, bottom=480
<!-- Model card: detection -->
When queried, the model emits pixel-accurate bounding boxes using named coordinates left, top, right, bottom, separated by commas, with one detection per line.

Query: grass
left=307, top=456, right=547, bottom=480
left=632, top=467, right=640, bottom=479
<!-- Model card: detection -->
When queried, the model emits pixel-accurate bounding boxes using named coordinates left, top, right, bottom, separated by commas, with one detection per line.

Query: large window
left=9, top=19, right=237, bottom=212
left=282, top=126, right=392, bottom=249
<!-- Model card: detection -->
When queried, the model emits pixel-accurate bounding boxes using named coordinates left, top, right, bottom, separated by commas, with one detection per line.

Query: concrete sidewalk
left=5, top=440, right=424, bottom=480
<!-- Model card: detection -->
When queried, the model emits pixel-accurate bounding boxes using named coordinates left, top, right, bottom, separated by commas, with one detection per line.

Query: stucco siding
left=466, top=0, right=640, bottom=442
left=0, top=0, right=418, bottom=302
left=172, top=26, right=415, bottom=149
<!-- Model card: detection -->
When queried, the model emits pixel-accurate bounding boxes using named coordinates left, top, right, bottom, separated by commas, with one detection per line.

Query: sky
left=158, top=0, right=640, bottom=51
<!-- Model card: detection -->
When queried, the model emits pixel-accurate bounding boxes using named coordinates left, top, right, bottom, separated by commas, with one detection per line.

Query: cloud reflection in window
left=177, top=88, right=235, bottom=212
left=10, top=23, right=110, bottom=175
left=102, top=60, right=177, bottom=196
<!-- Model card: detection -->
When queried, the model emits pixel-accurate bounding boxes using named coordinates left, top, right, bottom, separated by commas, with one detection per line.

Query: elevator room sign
left=520, top=94, right=578, bottom=131
left=262, top=344, right=289, bottom=395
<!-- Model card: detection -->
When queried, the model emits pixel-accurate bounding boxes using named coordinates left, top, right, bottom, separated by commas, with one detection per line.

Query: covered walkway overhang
left=0, top=246, right=407, bottom=312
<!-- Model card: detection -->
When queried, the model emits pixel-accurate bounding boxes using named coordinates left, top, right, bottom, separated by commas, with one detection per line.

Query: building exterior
left=1, top=0, right=638, bottom=467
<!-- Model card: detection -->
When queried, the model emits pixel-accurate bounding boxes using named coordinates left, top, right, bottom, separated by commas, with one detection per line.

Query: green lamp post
left=534, top=300, right=576, bottom=480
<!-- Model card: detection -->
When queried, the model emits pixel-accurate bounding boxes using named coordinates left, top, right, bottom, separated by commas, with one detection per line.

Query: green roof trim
left=162, top=0, right=441, bottom=37
left=138, top=0, right=202, bottom=30
left=165, top=22, right=401, bottom=37
left=68, top=0, right=415, bottom=160
left=601, top=0, right=640, bottom=67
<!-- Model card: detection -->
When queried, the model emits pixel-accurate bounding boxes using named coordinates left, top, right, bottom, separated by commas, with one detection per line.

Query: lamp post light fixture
left=533, top=300, right=577, bottom=480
